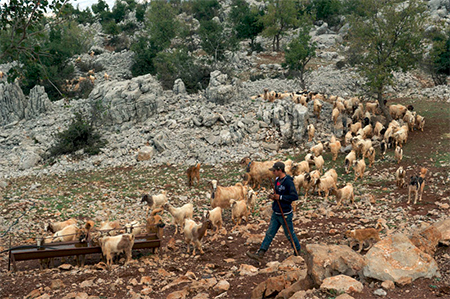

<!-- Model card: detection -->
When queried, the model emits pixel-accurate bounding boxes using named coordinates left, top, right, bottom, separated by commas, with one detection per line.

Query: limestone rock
left=137, top=146, right=155, bottom=161
left=173, top=78, right=187, bottom=95
left=409, top=224, right=442, bottom=255
left=213, top=280, right=230, bottom=293
left=205, top=71, right=238, bottom=105
left=239, top=264, right=259, bottom=276
left=363, top=233, right=439, bottom=283
left=320, top=275, right=363, bottom=294
left=305, top=244, right=366, bottom=286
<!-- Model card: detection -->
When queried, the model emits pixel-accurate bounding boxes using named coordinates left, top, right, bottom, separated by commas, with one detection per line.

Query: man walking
left=247, top=161, right=301, bottom=262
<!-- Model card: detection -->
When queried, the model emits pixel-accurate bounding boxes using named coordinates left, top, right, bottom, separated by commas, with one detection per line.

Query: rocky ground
left=0, top=94, right=449, bottom=298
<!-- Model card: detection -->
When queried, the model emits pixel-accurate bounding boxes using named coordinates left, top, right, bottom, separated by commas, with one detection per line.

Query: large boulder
left=305, top=244, right=366, bottom=286
left=363, top=233, right=439, bottom=284
left=205, top=70, right=238, bottom=105
left=89, top=74, right=162, bottom=125
left=409, top=225, right=442, bottom=255
left=0, top=84, right=53, bottom=126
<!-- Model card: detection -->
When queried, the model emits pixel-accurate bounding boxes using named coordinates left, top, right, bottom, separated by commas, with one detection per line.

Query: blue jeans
left=260, top=212, right=301, bottom=254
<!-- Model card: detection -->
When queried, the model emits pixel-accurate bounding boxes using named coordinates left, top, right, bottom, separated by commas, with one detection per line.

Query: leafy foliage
left=48, top=112, right=107, bottom=158
left=284, top=17, right=316, bottom=89
left=130, top=36, right=159, bottom=76
left=308, top=0, right=343, bottom=27
left=191, top=0, right=221, bottom=21
left=199, top=20, right=238, bottom=62
left=154, top=48, right=211, bottom=93
left=0, top=0, right=67, bottom=64
left=426, top=30, right=450, bottom=85
left=146, top=1, right=179, bottom=52
left=260, top=0, right=299, bottom=51
left=346, top=0, right=426, bottom=120
left=229, top=0, right=264, bottom=51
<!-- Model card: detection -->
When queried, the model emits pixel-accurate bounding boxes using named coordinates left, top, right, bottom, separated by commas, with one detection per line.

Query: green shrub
left=154, top=49, right=211, bottom=93
left=130, top=37, right=159, bottom=76
left=309, top=0, right=343, bottom=27
left=48, top=112, right=107, bottom=158
left=191, top=0, right=220, bottom=21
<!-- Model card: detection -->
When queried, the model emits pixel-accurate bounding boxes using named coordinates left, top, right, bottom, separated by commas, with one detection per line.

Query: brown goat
left=186, top=163, right=201, bottom=187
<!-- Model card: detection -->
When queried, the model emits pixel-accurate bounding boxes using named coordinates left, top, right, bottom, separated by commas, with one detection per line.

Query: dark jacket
left=271, top=175, right=298, bottom=215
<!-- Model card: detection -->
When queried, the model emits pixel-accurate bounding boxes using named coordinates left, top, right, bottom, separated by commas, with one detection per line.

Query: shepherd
left=246, top=162, right=301, bottom=262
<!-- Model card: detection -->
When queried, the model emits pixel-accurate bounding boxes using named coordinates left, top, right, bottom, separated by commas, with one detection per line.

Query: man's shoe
left=246, top=249, right=266, bottom=262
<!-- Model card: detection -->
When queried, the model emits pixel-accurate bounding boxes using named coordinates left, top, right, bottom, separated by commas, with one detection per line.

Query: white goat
left=163, top=202, right=194, bottom=234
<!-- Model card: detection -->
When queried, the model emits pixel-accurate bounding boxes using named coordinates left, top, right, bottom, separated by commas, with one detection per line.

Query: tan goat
left=210, top=180, right=246, bottom=209
left=345, top=150, right=357, bottom=173
left=353, top=159, right=366, bottom=181
left=332, top=108, right=340, bottom=125
left=395, top=145, right=403, bottom=164
left=389, top=104, right=407, bottom=120
left=395, top=166, right=406, bottom=188
left=316, top=174, right=337, bottom=200
left=415, top=114, right=425, bottom=131
left=365, top=146, right=376, bottom=167
left=46, top=218, right=77, bottom=233
left=331, top=183, right=355, bottom=207
left=365, top=102, right=378, bottom=114
left=329, top=140, right=341, bottom=161
left=310, top=142, right=324, bottom=157
left=313, top=99, right=323, bottom=119
left=207, top=207, right=223, bottom=233
left=230, top=199, right=250, bottom=230
left=307, top=124, right=315, bottom=142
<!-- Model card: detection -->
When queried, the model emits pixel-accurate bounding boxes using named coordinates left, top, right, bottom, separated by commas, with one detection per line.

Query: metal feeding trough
left=8, top=227, right=161, bottom=272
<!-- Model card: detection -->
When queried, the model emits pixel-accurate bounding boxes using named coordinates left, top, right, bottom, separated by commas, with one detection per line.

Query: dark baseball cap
left=269, top=161, right=285, bottom=172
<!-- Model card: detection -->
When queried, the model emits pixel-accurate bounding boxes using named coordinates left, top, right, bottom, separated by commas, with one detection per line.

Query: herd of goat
left=39, top=90, right=428, bottom=268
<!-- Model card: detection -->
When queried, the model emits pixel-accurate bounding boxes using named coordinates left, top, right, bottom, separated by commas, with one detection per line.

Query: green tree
left=229, top=0, right=264, bottom=51
left=130, top=36, right=159, bottom=76
left=199, top=19, right=238, bottom=62
left=191, top=0, right=220, bottom=21
left=260, top=0, right=299, bottom=52
left=425, top=30, right=450, bottom=85
left=309, top=0, right=343, bottom=27
left=0, top=0, right=68, bottom=65
left=346, top=0, right=426, bottom=122
left=146, top=0, right=178, bottom=52
left=284, top=18, right=316, bottom=89
left=154, top=48, right=211, bottom=93
left=21, top=21, right=92, bottom=100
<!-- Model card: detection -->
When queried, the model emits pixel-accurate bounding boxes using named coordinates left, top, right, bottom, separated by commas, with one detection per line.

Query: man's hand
left=269, top=194, right=280, bottom=200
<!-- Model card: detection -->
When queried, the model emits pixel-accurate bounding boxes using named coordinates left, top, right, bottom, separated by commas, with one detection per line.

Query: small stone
left=381, top=280, right=395, bottom=290
left=373, top=288, right=387, bottom=296
left=140, top=276, right=152, bottom=285
left=59, top=264, right=73, bottom=271
left=50, top=279, right=65, bottom=290
left=213, top=280, right=230, bottom=293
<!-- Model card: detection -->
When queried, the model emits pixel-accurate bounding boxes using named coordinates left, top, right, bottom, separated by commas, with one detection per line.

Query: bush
left=48, top=112, right=107, bottom=158
left=154, top=49, right=211, bottom=93
left=309, top=0, right=343, bottom=27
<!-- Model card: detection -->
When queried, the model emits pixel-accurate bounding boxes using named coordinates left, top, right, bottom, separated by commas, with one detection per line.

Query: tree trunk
left=377, top=86, right=392, bottom=125
left=276, top=34, right=280, bottom=52
left=272, top=36, right=276, bottom=51
left=299, top=69, right=305, bottom=90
